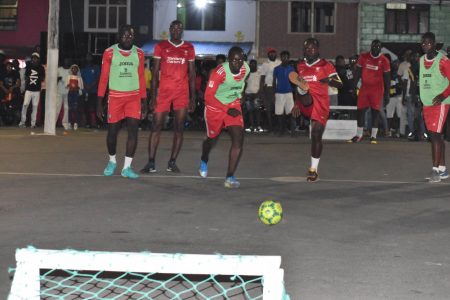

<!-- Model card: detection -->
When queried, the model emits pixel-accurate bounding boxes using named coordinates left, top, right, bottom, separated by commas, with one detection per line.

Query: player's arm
left=188, top=60, right=196, bottom=112
left=204, top=68, right=228, bottom=112
left=272, top=69, right=277, bottom=92
left=433, top=58, right=450, bottom=105
left=150, top=58, right=160, bottom=110
left=97, top=49, right=112, bottom=119
left=137, top=51, right=147, bottom=117
left=320, top=73, right=342, bottom=89
left=383, top=71, right=391, bottom=104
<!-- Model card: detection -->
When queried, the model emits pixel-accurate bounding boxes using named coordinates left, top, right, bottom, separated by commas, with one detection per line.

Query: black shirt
left=25, top=64, right=45, bottom=92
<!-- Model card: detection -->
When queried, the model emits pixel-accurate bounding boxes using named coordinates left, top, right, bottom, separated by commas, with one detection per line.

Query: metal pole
left=44, top=0, right=59, bottom=135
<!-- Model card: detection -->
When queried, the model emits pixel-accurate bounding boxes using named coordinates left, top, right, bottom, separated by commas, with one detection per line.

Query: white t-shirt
left=259, top=59, right=280, bottom=87
left=245, top=71, right=261, bottom=94
left=397, top=61, right=411, bottom=97
left=57, top=67, right=70, bottom=95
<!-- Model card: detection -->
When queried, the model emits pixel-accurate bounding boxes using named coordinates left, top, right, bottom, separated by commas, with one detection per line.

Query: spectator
left=259, top=48, right=280, bottom=132
left=19, top=52, right=45, bottom=128
left=335, top=55, right=356, bottom=106
left=272, top=50, right=295, bottom=136
left=0, top=61, right=21, bottom=125
left=66, top=64, right=84, bottom=130
left=244, top=59, right=262, bottom=133
left=57, top=58, right=71, bottom=130
left=81, top=53, right=100, bottom=128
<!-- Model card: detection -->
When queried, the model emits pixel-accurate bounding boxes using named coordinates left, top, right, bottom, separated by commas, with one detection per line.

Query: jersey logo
left=366, top=64, right=379, bottom=71
left=167, top=57, right=186, bottom=64
left=208, top=81, right=214, bottom=88
left=303, top=75, right=317, bottom=82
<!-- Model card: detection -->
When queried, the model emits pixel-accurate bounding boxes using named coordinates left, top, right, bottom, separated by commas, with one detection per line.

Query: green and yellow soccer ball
left=258, top=200, right=283, bottom=225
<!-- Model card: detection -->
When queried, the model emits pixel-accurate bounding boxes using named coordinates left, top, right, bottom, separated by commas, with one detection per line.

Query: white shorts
left=275, top=93, right=294, bottom=115
left=386, top=95, right=404, bottom=118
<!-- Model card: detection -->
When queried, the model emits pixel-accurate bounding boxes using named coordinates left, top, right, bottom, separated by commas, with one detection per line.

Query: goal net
left=8, top=247, right=290, bottom=299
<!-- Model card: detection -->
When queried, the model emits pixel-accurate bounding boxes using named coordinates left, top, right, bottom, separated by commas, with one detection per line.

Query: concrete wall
left=360, top=3, right=450, bottom=52
left=259, top=2, right=358, bottom=60
left=0, top=0, right=49, bottom=50
left=153, top=0, right=256, bottom=43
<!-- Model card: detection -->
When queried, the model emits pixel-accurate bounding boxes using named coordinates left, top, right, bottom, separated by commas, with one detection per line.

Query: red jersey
left=357, top=52, right=390, bottom=89
left=296, top=59, right=336, bottom=105
left=423, top=54, right=450, bottom=98
left=205, top=63, right=248, bottom=111
left=154, top=40, right=195, bottom=90
left=98, top=46, right=146, bottom=99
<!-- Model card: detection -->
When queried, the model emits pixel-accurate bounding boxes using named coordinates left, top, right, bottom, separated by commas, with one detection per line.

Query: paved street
left=1, top=127, right=449, bottom=299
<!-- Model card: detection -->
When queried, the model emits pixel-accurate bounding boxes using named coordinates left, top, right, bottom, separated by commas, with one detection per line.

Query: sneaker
left=306, top=168, right=319, bottom=182
left=74, top=123, right=78, bottom=130
left=140, top=161, right=156, bottom=173
left=199, top=160, right=208, bottom=178
left=224, top=176, right=240, bottom=188
left=347, top=136, right=363, bottom=143
left=429, top=169, right=441, bottom=183
left=370, top=137, right=378, bottom=144
left=167, top=160, right=180, bottom=173
left=121, top=167, right=139, bottom=179
left=18, top=123, right=25, bottom=128
left=103, top=161, right=117, bottom=176
left=30, top=125, right=36, bottom=129
left=439, top=169, right=449, bottom=179
left=245, top=127, right=254, bottom=133
left=256, top=126, right=264, bottom=133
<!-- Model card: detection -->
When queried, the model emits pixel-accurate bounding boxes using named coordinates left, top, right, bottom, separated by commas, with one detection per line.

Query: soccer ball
left=258, top=200, right=283, bottom=225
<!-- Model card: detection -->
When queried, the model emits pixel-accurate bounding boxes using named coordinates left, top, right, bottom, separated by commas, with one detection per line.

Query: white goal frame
left=8, top=247, right=287, bottom=300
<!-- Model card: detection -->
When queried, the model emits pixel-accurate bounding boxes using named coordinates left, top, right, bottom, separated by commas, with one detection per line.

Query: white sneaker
left=74, top=123, right=78, bottom=130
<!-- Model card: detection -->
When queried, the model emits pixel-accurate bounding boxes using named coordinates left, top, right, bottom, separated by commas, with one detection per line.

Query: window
left=84, top=0, right=129, bottom=32
left=0, top=0, right=18, bottom=31
left=385, top=4, right=429, bottom=34
left=291, top=1, right=334, bottom=33
left=177, top=0, right=226, bottom=31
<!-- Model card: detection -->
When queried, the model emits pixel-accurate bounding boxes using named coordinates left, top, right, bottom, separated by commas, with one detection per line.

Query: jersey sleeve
left=356, top=54, right=365, bottom=68
left=325, top=62, right=337, bottom=77
left=153, top=43, right=162, bottom=59
left=188, top=44, right=195, bottom=62
left=137, top=49, right=147, bottom=99
left=97, top=48, right=113, bottom=98
left=382, top=56, right=391, bottom=73
left=439, top=58, right=450, bottom=98
left=204, top=67, right=227, bottom=110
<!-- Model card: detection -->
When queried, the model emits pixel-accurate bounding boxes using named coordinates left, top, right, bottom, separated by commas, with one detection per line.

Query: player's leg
left=103, top=121, right=121, bottom=176
left=199, top=136, right=219, bottom=178
left=120, top=117, right=140, bottom=179
left=370, top=108, right=380, bottom=144
left=167, top=108, right=188, bottom=172
left=141, top=111, right=167, bottom=173
left=224, top=125, right=244, bottom=188
left=308, top=120, right=325, bottom=182
left=19, top=91, right=32, bottom=127
left=30, top=91, right=40, bottom=128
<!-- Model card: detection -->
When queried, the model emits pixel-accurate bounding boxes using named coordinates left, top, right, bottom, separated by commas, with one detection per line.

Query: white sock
left=123, top=156, right=133, bottom=170
left=109, top=155, right=116, bottom=164
left=311, top=157, right=320, bottom=170
left=438, top=165, right=446, bottom=172
left=356, top=127, right=363, bottom=137
left=371, top=128, right=378, bottom=138
left=433, top=166, right=439, bottom=172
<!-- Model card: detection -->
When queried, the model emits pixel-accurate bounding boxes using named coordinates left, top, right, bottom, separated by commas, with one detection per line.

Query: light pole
left=44, top=0, right=59, bottom=135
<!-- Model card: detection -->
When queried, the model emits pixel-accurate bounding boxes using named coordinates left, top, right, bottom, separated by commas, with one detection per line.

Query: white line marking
left=0, top=171, right=436, bottom=184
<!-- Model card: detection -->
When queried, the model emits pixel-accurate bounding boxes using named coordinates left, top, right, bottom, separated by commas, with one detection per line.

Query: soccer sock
left=311, top=157, right=320, bottom=171
left=438, top=165, right=446, bottom=172
left=356, top=127, right=363, bottom=137
left=123, top=156, right=133, bottom=170
left=109, top=155, right=116, bottom=164
left=433, top=166, right=439, bottom=172
left=371, top=128, right=378, bottom=138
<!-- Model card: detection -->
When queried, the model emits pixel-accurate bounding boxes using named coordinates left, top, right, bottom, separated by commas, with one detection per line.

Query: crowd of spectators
left=1, top=45, right=450, bottom=141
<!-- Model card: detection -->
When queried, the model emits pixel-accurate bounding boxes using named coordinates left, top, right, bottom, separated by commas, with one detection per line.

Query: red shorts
left=357, top=87, right=383, bottom=110
left=296, top=98, right=328, bottom=126
left=107, top=94, right=141, bottom=123
left=205, top=101, right=243, bottom=138
left=423, top=104, right=450, bottom=133
left=154, top=87, right=189, bottom=113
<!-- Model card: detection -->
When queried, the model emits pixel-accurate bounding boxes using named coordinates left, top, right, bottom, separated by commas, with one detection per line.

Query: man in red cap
left=259, top=47, right=280, bottom=132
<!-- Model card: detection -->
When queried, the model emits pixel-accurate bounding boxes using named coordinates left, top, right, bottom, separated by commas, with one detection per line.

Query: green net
left=40, top=270, right=264, bottom=299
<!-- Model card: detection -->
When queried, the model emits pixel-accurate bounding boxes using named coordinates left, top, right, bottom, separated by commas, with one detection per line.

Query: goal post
left=8, top=247, right=290, bottom=299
